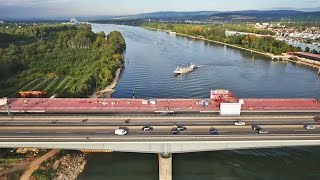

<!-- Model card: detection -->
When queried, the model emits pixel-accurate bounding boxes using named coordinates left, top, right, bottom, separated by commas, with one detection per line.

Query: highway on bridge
left=0, top=115, right=320, bottom=142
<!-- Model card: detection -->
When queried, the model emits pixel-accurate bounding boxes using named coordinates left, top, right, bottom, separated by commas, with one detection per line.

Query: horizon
left=0, top=0, right=319, bottom=19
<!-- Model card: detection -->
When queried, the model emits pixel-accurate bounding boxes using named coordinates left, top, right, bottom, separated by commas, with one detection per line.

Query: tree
left=311, top=49, right=318, bottom=54
left=305, top=47, right=310, bottom=52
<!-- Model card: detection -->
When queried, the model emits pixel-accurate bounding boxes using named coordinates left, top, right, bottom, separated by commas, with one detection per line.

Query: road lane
left=0, top=124, right=319, bottom=137
left=0, top=115, right=320, bottom=142
left=2, top=134, right=320, bottom=143
left=0, top=118, right=318, bottom=126
left=0, top=115, right=316, bottom=122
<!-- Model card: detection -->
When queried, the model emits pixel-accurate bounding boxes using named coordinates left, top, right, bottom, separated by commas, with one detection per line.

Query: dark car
left=252, top=125, right=261, bottom=131
left=50, top=120, right=58, bottom=125
left=210, top=128, right=219, bottom=135
left=171, top=128, right=180, bottom=135
left=177, top=126, right=187, bottom=132
left=314, top=116, right=320, bottom=122
left=142, top=126, right=154, bottom=132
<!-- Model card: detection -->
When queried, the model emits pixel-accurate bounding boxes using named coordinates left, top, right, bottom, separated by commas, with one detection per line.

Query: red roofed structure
left=19, top=91, right=47, bottom=98
left=287, top=52, right=320, bottom=62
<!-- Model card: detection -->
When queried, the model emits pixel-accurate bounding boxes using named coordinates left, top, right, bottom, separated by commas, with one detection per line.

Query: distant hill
left=131, top=11, right=219, bottom=19
left=206, top=10, right=320, bottom=22
left=6, top=10, right=319, bottom=23
left=100, top=10, right=320, bottom=23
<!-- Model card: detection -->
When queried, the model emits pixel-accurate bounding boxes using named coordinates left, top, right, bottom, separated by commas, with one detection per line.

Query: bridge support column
left=159, top=153, right=172, bottom=180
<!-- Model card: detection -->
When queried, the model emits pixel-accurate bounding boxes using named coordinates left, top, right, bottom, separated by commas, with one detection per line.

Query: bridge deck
left=242, top=99, right=320, bottom=111
left=5, top=98, right=216, bottom=113
left=1, top=98, right=320, bottom=113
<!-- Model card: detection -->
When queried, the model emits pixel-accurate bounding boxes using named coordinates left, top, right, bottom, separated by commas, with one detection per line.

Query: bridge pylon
left=159, top=153, right=172, bottom=180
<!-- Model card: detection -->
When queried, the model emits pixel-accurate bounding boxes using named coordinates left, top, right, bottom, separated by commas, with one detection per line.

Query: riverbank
left=294, top=57, right=320, bottom=71
left=143, top=26, right=320, bottom=73
left=54, top=153, right=86, bottom=180
left=23, top=150, right=87, bottom=180
left=143, top=26, right=273, bottom=57
left=20, top=149, right=60, bottom=180
left=91, top=67, right=122, bottom=98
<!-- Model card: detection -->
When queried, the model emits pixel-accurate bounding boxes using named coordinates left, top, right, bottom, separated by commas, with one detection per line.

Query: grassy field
left=3, top=77, right=82, bottom=98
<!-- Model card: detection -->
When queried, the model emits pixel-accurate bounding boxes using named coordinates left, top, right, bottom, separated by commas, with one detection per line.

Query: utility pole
left=6, top=103, right=10, bottom=116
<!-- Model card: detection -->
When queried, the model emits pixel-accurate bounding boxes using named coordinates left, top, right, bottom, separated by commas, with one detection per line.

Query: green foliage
left=226, top=35, right=298, bottom=55
left=290, top=57, right=299, bottom=61
left=311, top=49, right=319, bottom=54
left=0, top=158, right=22, bottom=163
left=14, top=24, right=78, bottom=38
left=32, top=169, right=55, bottom=180
left=144, top=23, right=298, bottom=55
left=107, top=31, right=126, bottom=54
left=305, top=47, right=310, bottom=52
left=0, top=24, right=126, bottom=97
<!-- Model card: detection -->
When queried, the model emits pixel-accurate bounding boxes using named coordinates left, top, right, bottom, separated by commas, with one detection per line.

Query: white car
left=304, top=125, right=316, bottom=130
left=177, top=126, right=187, bottom=132
left=114, top=128, right=128, bottom=135
left=142, top=126, right=153, bottom=132
left=234, top=121, right=246, bottom=126
left=258, top=129, right=269, bottom=134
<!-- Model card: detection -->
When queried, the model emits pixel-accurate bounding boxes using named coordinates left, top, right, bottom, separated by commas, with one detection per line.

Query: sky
left=0, top=0, right=319, bottom=18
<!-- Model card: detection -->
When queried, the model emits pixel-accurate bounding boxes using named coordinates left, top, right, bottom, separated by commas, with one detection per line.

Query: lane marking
left=55, top=132, right=70, bottom=134
left=15, top=131, right=30, bottom=134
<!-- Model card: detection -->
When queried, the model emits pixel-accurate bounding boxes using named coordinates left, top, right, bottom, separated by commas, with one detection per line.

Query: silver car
left=258, top=129, right=269, bottom=134
left=234, top=121, right=246, bottom=126
left=142, top=126, right=153, bottom=132
left=304, top=125, right=316, bottom=130
left=177, top=126, right=187, bottom=132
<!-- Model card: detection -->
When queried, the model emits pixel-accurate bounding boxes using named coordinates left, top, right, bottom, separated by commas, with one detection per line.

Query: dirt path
left=0, top=163, right=30, bottom=177
left=20, top=149, right=60, bottom=180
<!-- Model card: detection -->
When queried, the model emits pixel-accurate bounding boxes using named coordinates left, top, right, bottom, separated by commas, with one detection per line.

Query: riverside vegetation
left=31, top=151, right=86, bottom=180
left=144, top=23, right=301, bottom=55
left=0, top=23, right=126, bottom=97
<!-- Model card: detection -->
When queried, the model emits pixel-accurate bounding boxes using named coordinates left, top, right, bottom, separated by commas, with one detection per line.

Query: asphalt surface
left=0, top=115, right=319, bottom=142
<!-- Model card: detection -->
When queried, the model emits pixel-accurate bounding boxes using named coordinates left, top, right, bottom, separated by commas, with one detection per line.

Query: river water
left=78, top=24, right=320, bottom=180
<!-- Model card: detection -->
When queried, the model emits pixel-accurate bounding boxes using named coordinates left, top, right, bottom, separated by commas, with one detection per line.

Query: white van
left=114, top=128, right=128, bottom=135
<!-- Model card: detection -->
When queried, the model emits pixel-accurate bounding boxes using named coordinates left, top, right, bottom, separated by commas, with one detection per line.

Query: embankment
left=143, top=27, right=320, bottom=72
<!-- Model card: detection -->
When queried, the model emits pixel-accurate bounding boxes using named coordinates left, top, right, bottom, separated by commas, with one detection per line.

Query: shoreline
left=91, top=67, right=122, bottom=98
left=143, top=26, right=320, bottom=72
left=143, top=26, right=272, bottom=57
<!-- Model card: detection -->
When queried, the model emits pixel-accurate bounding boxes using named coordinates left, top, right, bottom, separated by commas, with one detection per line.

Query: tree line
left=144, top=23, right=300, bottom=55
left=0, top=24, right=126, bottom=97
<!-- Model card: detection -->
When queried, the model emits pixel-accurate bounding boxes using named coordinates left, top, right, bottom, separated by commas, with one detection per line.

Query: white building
left=0, top=21, right=4, bottom=24
left=225, top=30, right=271, bottom=38
left=70, top=17, right=79, bottom=25
left=62, top=17, right=80, bottom=25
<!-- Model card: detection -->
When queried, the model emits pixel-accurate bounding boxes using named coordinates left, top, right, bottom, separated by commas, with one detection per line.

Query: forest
left=0, top=24, right=126, bottom=97
left=144, top=23, right=300, bottom=55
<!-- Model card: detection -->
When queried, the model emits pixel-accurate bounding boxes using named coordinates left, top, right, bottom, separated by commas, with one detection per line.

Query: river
left=78, top=24, right=320, bottom=180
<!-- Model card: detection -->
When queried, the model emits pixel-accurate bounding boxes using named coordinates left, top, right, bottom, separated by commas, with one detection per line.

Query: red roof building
left=288, top=52, right=320, bottom=62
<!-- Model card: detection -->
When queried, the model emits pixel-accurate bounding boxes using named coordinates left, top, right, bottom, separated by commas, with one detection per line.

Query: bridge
left=0, top=97, right=320, bottom=180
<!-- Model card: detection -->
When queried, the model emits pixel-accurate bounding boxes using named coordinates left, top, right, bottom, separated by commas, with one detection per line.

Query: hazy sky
left=0, top=0, right=319, bottom=18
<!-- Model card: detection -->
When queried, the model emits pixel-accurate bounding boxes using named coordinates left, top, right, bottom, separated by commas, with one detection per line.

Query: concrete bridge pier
left=159, top=153, right=172, bottom=180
